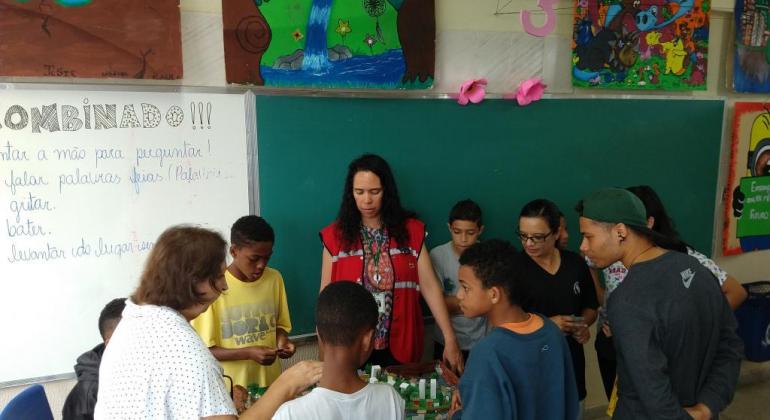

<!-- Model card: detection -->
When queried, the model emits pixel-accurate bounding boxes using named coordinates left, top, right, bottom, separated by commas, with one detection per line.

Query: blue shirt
left=454, top=318, right=580, bottom=420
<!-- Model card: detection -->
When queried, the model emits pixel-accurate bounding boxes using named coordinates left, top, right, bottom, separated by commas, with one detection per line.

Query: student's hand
left=273, top=360, right=323, bottom=398
left=602, top=322, right=612, bottom=337
left=550, top=315, right=580, bottom=333
left=449, top=390, right=462, bottom=418
left=572, top=325, right=591, bottom=344
left=277, top=337, right=296, bottom=359
left=443, top=339, right=465, bottom=376
left=684, top=403, right=712, bottom=419
left=249, top=346, right=278, bottom=365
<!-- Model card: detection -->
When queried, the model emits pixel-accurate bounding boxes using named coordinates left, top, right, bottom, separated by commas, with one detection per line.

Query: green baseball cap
left=581, top=188, right=648, bottom=227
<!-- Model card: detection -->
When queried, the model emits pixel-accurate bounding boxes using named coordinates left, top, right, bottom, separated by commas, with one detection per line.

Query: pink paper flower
left=457, top=78, right=488, bottom=106
left=506, top=78, right=547, bottom=106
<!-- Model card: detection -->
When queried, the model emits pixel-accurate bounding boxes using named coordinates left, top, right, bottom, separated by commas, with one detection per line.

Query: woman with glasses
left=516, top=199, right=598, bottom=413
left=319, top=154, right=464, bottom=374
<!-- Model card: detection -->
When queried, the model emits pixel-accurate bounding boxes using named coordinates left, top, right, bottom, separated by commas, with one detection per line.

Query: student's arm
left=689, top=249, right=747, bottom=310
left=201, top=360, right=321, bottom=420
left=610, top=301, right=691, bottom=419
left=275, top=276, right=295, bottom=358
left=693, top=298, right=743, bottom=416
left=276, top=329, right=295, bottom=359
left=452, top=346, right=513, bottom=419
left=571, top=260, right=599, bottom=343
left=320, top=248, right=333, bottom=292
left=721, top=275, right=747, bottom=310
left=444, top=295, right=461, bottom=315
left=418, top=243, right=464, bottom=374
left=209, top=346, right=277, bottom=366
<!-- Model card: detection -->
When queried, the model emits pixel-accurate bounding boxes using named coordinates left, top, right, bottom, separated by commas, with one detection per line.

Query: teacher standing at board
left=319, top=154, right=464, bottom=374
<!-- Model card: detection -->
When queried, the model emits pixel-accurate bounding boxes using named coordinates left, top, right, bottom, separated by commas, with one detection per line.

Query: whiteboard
left=0, top=87, right=252, bottom=384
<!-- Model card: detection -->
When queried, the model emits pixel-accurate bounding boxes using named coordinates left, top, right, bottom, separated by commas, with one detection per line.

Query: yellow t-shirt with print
left=192, top=267, right=292, bottom=388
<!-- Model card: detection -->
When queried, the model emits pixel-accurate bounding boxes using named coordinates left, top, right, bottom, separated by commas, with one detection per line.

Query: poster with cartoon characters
left=724, top=102, right=770, bottom=255
left=222, top=0, right=434, bottom=89
left=572, top=0, right=709, bottom=90
left=733, top=0, right=770, bottom=93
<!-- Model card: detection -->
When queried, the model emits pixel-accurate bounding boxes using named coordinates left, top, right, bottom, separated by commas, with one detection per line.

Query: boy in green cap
left=576, top=188, right=742, bottom=420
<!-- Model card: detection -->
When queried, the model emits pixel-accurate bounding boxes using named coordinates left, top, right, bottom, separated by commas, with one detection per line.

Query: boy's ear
left=229, top=244, right=238, bottom=258
left=315, top=327, right=325, bottom=346
left=361, top=328, right=375, bottom=354
left=614, top=223, right=630, bottom=243
left=446, top=222, right=452, bottom=233
left=478, top=224, right=485, bottom=235
left=488, top=285, right=501, bottom=304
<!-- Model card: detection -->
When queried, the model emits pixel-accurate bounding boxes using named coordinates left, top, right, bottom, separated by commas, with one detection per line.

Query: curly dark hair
left=449, top=199, right=483, bottom=225
left=459, top=239, right=522, bottom=305
left=316, top=281, right=378, bottom=346
left=335, top=154, right=415, bottom=247
left=231, top=215, right=275, bottom=246
left=98, top=298, right=126, bottom=339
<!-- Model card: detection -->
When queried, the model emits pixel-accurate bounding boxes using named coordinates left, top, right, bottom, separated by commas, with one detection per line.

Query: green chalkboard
left=256, top=97, right=725, bottom=335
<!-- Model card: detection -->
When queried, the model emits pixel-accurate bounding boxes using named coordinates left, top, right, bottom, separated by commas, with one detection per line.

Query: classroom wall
left=3, top=0, right=768, bottom=416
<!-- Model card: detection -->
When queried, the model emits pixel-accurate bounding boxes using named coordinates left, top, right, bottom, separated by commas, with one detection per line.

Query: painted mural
left=222, top=0, right=435, bottom=89
left=0, top=0, right=182, bottom=79
left=572, top=0, right=710, bottom=90
left=733, top=0, right=770, bottom=93
left=724, top=102, right=770, bottom=255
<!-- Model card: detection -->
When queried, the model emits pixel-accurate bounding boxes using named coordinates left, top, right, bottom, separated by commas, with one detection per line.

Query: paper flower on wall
left=505, top=78, right=546, bottom=106
left=457, top=78, right=488, bottom=106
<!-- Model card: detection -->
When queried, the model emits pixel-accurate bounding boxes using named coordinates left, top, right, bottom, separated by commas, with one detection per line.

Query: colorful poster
left=733, top=0, right=770, bottom=93
left=572, top=0, right=709, bottom=90
left=724, top=102, right=770, bottom=255
left=0, top=0, right=182, bottom=80
left=222, top=0, right=434, bottom=89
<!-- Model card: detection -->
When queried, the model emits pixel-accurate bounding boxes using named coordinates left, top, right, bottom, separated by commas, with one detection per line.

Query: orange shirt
left=500, top=313, right=544, bottom=335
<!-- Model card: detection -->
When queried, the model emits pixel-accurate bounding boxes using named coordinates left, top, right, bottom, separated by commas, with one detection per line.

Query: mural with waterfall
left=222, top=0, right=434, bottom=89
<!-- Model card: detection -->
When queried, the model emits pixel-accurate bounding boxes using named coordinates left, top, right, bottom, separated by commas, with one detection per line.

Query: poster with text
left=222, top=0, right=434, bottom=89
left=733, top=0, right=770, bottom=93
left=0, top=0, right=182, bottom=79
left=724, top=102, right=770, bottom=255
left=572, top=0, right=709, bottom=90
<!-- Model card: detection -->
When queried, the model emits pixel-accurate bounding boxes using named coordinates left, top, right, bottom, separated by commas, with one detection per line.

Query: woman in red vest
left=319, top=154, right=464, bottom=373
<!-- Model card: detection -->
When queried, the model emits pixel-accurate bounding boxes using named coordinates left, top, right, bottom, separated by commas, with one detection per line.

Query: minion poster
left=572, top=0, right=710, bottom=90
left=724, top=102, right=770, bottom=256
left=222, top=0, right=434, bottom=89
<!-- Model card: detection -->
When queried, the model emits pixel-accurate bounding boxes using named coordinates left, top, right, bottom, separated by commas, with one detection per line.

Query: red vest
left=319, top=218, right=425, bottom=364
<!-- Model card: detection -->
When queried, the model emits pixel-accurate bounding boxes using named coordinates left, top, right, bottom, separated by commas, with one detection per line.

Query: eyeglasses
left=516, top=231, right=553, bottom=244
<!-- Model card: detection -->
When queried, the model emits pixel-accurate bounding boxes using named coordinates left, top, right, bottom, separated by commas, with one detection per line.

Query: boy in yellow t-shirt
left=192, top=215, right=295, bottom=388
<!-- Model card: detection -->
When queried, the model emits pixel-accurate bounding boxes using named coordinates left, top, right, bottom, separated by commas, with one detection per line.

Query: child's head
left=457, top=239, right=521, bottom=318
left=447, top=199, right=484, bottom=254
left=99, top=298, right=126, bottom=345
left=229, top=215, right=275, bottom=282
left=316, top=281, right=378, bottom=365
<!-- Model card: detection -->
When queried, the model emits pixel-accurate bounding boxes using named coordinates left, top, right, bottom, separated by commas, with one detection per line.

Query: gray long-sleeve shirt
left=608, top=251, right=743, bottom=419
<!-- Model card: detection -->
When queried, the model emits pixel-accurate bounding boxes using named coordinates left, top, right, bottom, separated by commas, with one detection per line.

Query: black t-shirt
left=519, top=249, right=599, bottom=400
